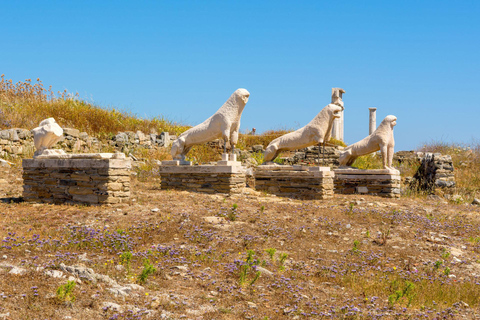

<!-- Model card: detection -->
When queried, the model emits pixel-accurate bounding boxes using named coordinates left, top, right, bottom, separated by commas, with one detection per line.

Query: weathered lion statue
left=263, top=103, right=344, bottom=163
left=32, top=118, right=66, bottom=157
left=338, top=115, right=397, bottom=170
left=171, top=88, right=250, bottom=160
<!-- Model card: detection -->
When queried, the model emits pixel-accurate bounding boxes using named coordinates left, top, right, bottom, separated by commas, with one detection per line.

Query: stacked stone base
left=334, top=168, right=400, bottom=198
left=22, top=158, right=131, bottom=205
left=159, top=161, right=246, bottom=194
left=254, top=165, right=334, bottom=199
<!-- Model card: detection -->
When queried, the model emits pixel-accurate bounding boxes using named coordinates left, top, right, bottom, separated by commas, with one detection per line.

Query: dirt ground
left=1, top=165, right=480, bottom=319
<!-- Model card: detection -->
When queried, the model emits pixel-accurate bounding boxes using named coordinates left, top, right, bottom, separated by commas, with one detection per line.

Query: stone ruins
left=22, top=118, right=131, bottom=205
left=32, top=118, right=66, bottom=157
left=330, top=88, right=345, bottom=141
left=3, top=87, right=459, bottom=202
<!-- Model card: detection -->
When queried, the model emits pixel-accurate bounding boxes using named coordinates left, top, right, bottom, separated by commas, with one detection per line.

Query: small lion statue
left=171, top=88, right=250, bottom=160
left=339, top=115, right=397, bottom=170
left=263, top=103, right=344, bottom=163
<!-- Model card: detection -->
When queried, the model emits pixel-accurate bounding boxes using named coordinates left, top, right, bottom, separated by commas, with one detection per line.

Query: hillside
left=1, top=77, right=480, bottom=318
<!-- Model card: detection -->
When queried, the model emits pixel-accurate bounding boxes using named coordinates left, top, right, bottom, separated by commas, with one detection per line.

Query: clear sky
left=1, top=1, right=479, bottom=150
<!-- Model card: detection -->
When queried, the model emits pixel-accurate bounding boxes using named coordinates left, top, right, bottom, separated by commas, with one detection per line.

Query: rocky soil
left=1, top=165, right=480, bottom=319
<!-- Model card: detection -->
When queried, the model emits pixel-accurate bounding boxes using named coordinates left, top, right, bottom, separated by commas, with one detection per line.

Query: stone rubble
left=0, top=127, right=176, bottom=158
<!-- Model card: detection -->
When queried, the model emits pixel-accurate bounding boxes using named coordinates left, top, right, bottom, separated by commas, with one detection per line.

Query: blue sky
left=1, top=1, right=479, bottom=150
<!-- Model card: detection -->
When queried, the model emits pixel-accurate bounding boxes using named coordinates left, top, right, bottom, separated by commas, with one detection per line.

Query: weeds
left=56, top=280, right=76, bottom=303
left=238, top=250, right=262, bottom=286
left=388, top=279, right=416, bottom=307
left=120, top=251, right=133, bottom=275
left=265, top=248, right=276, bottom=261
left=137, top=259, right=156, bottom=284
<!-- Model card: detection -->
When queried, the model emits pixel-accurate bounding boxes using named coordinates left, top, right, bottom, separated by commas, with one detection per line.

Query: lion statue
left=338, top=115, right=397, bottom=170
left=32, top=118, right=66, bottom=157
left=263, top=103, right=344, bottom=163
left=171, top=88, right=250, bottom=160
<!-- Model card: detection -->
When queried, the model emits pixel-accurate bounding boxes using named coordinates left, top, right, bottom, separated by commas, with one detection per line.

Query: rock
left=256, top=266, right=274, bottom=277
left=136, top=131, right=146, bottom=142
left=79, top=132, right=89, bottom=141
left=115, top=264, right=125, bottom=271
left=63, top=128, right=80, bottom=138
left=9, top=266, right=27, bottom=275
left=102, top=301, right=123, bottom=312
left=203, top=216, right=225, bottom=224
left=151, top=208, right=159, bottom=213
left=171, top=265, right=189, bottom=272
left=247, top=302, right=257, bottom=308
left=472, top=198, right=480, bottom=206
left=252, top=145, right=264, bottom=153
left=0, top=159, right=12, bottom=168
left=45, top=270, right=65, bottom=278
left=0, top=312, right=10, bottom=319
left=451, top=194, right=464, bottom=203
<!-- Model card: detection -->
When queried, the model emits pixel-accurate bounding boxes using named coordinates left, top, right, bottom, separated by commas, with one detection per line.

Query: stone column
left=331, top=88, right=345, bottom=141
left=369, top=107, right=377, bottom=135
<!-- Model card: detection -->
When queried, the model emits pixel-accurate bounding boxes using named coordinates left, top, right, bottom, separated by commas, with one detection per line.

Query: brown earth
left=1, top=165, right=480, bottom=319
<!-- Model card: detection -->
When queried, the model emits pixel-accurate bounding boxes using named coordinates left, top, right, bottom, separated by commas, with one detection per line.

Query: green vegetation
left=239, top=250, right=262, bottom=286
left=137, top=259, right=156, bottom=284
left=56, top=280, right=76, bottom=303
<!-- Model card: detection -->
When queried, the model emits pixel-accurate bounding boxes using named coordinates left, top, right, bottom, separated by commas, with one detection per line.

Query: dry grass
left=0, top=75, right=188, bottom=137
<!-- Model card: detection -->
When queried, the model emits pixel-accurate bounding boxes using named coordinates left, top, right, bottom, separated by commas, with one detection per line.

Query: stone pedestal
left=22, top=154, right=131, bottom=204
left=159, top=160, right=246, bottom=194
left=334, top=168, right=400, bottom=198
left=254, top=165, right=334, bottom=199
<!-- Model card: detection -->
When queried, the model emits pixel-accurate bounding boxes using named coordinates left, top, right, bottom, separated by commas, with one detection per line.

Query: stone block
left=334, top=168, right=401, bottom=198
left=22, top=157, right=131, bottom=205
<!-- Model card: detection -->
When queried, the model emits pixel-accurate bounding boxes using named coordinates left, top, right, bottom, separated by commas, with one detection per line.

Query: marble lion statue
left=339, top=115, right=397, bottom=170
left=263, top=103, right=344, bottom=163
left=171, top=88, right=250, bottom=160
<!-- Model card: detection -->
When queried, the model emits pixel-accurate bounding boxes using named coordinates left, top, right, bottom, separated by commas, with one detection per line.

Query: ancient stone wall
left=22, top=158, right=131, bottom=205
left=0, top=128, right=176, bottom=158
left=254, top=166, right=334, bottom=199
left=411, top=153, right=455, bottom=192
